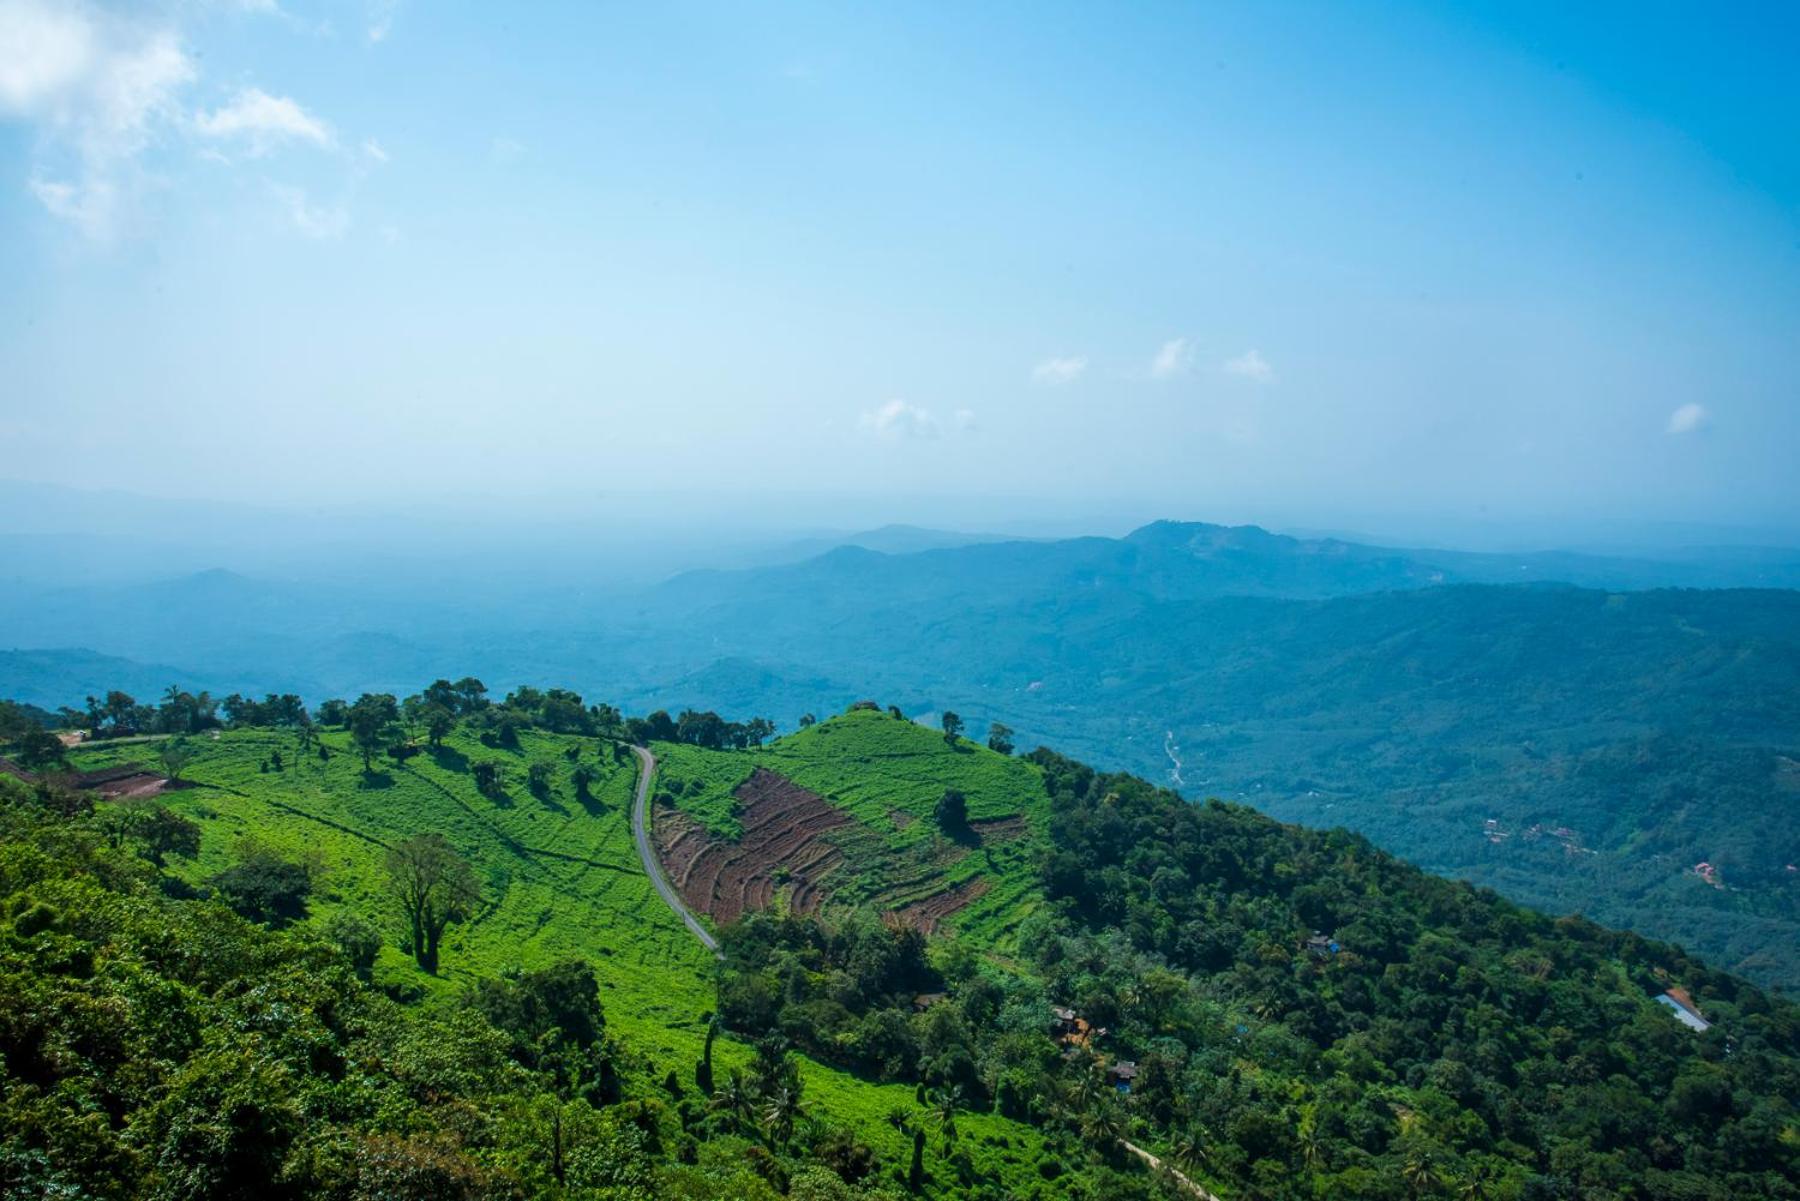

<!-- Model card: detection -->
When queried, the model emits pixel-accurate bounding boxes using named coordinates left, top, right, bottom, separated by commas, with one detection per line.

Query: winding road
left=627, top=744, right=720, bottom=956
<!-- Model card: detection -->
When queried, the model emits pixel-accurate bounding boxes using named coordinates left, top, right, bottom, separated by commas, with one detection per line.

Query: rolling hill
left=5, top=696, right=1800, bottom=1197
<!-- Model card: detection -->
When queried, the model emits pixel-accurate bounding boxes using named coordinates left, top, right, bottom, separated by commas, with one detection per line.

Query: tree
left=385, top=833, right=481, bottom=974
left=473, top=760, right=505, bottom=799
left=104, top=800, right=202, bottom=868
left=325, top=911, right=383, bottom=977
left=158, top=737, right=197, bottom=782
left=1405, top=1151, right=1444, bottom=1198
left=211, top=844, right=313, bottom=926
left=762, top=1078, right=806, bottom=1148
left=930, top=1085, right=962, bottom=1152
left=985, top=721, right=1014, bottom=755
left=419, top=705, right=453, bottom=752
left=572, top=763, right=599, bottom=804
left=798, top=713, right=817, bottom=728
left=315, top=697, right=349, bottom=726
left=939, top=712, right=963, bottom=743
left=710, top=1070, right=755, bottom=1134
left=13, top=724, right=67, bottom=769
left=347, top=693, right=402, bottom=771
left=697, top=1012, right=719, bottom=1094
left=934, top=789, right=967, bottom=833
left=528, top=760, right=554, bottom=796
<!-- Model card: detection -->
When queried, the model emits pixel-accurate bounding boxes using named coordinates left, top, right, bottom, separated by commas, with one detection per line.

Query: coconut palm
left=709, top=1069, right=754, bottom=1134
left=1170, top=1126, right=1211, bottom=1176
left=762, top=1079, right=806, bottom=1148
left=931, top=1084, right=964, bottom=1152
left=1404, top=1151, right=1444, bottom=1197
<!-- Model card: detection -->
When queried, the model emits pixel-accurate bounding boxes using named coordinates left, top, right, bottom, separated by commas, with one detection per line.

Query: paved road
left=627, top=744, right=720, bottom=956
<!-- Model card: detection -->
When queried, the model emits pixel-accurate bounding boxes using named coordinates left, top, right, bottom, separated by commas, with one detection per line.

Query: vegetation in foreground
left=3, top=685, right=1799, bottom=1199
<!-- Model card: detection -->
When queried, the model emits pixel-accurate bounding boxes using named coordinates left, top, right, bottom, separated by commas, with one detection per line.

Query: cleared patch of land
left=652, top=707, right=1051, bottom=949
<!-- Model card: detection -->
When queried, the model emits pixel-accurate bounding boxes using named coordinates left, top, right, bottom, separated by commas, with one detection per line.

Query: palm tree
left=1298, top=1119, right=1327, bottom=1173
left=931, top=1085, right=963, bottom=1152
left=709, top=1069, right=754, bottom=1134
left=762, top=1079, right=806, bottom=1148
left=1404, top=1151, right=1444, bottom=1198
left=1080, top=1097, right=1126, bottom=1148
left=1457, top=1166, right=1495, bottom=1201
left=1170, top=1127, right=1211, bottom=1176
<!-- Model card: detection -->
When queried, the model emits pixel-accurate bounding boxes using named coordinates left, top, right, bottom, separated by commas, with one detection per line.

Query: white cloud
left=1223, top=348, right=1274, bottom=383
left=1666, top=403, right=1710, bottom=435
left=270, top=182, right=347, bottom=239
left=1032, top=355, right=1087, bottom=385
left=195, top=87, right=331, bottom=152
left=952, top=408, right=978, bottom=431
left=860, top=399, right=941, bottom=440
left=0, top=0, right=197, bottom=240
left=0, top=0, right=96, bottom=116
left=366, top=0, right=399, bottom=43
left=1150, top=336, right=1193, bottom=379
left=360, top=137, right=387, bottom=163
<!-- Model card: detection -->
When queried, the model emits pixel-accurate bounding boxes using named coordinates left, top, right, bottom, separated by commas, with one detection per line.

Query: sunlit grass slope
left=63, top=722, right=1057, bottom=1193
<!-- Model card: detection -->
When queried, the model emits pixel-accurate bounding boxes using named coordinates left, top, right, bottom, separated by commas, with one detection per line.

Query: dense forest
left=711, top=753, right=1800, bottom=1200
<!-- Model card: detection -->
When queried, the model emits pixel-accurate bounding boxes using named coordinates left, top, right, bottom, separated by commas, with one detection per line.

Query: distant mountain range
left=4, top=518, right=1798, bottom=987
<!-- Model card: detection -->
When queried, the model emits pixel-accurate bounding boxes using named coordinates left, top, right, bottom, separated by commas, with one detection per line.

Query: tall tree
left=385, top=833, right=481, bottom=973
left=347, top=693, right=402, bottom=771
left=985, top=721, right=1014, bottom=755
left=940, top=711, right=963, bottom=743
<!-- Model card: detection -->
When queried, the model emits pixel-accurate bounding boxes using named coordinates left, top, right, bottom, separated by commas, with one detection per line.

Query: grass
left=62, top=717, right=1065, bottom=1195
left=651, top=707, right=1051, bottom=952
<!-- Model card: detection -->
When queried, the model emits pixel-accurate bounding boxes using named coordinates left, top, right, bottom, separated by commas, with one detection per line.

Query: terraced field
left=58, top=718, right=1061, bottom=1193
left=651, top=706, right=1052, bottom=950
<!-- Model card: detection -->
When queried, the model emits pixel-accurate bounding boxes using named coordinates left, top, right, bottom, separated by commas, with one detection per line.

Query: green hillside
left=652, top=707, right=1049, bottom=950
left=21, top=712, right=1075, bottom=1199
left=6, top=688, right=1800, bottom=1199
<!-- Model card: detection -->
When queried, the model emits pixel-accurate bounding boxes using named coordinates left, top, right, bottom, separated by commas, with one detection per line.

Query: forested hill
left=2, top=695, right=1799, bottom=1198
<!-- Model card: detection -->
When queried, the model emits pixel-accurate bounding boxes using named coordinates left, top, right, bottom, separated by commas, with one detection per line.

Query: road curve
left=627, top=744, right=720, bottom=956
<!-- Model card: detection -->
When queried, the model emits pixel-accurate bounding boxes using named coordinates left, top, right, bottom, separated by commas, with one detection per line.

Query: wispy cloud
left=360, top=137, right=388, bottom=163
left=195, top=87, right=332, bottom=153
left=366, top=0, right=400, bottom=44
left=860, top=399, right=952, bottom=440
left=953, top=408, right=977, bottom=431
left=1666, top=403, right=1710, bottom=435
left=1223, top=348, right=1273, bottom=383
left=1150, top=336, right=1193, bottom=379
left=1, top=0, right=196, bottom=239
left=270, top=182, right=348, bottom=239
left=1032, top=355, right=1087, bottom=386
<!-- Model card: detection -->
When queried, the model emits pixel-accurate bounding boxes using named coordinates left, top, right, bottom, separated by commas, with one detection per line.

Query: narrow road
left=627, top=744, right=720, bottom=956
left=1121, top=1141, right=1225, bottom=1200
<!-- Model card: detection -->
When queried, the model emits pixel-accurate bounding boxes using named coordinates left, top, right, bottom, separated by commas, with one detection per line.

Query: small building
left=1052, top=1005, right=1101, bottom=1047
left=1655, top=989, right=1712, bottom=1033
left=1107, top=1060, right=1139, bottom=1092
left=1305, top=932, right=1341, bottom=957
left=912, top=992, right=948, bottom=1012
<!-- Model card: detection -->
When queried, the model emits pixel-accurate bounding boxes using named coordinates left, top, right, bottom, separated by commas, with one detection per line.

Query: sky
left=1, top=1, right=1797, bottom=544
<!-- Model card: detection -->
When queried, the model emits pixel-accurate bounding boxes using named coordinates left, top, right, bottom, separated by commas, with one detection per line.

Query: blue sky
left=1, top=1, right=1795, bottom=542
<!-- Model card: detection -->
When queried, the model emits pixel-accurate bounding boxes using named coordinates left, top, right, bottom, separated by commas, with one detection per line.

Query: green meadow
left=62, top=715, right=1060, bottom=1192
